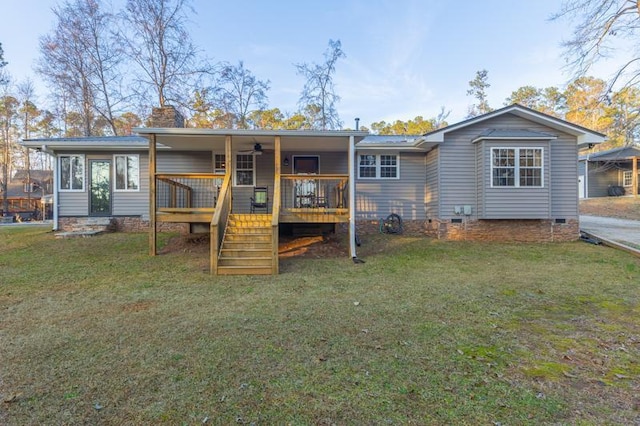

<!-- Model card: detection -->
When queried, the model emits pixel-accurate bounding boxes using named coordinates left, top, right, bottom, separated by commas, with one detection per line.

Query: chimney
left=355, top=117, right=360, bottom=131
left=151, top=105, right=185, bottom=128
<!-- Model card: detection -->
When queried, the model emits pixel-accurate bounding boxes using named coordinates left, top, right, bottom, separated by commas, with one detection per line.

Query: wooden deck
left=279, top=208, right=349, bottom=223
left=156, top=207, right=215, bottom=223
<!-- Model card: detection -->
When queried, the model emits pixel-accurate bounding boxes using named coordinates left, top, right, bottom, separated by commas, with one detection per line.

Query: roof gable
left=420, top=104, right=607, bottom=147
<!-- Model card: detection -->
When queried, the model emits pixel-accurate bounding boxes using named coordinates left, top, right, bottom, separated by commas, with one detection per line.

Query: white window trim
left=213, top=152, right=226, bottom=175
left=233, top=153, right=256, bottom=187
left=357, top=152, right=400, bottom=180
left=623, top=170, right=633, bottom=187
left=113, top=154, right=140, bottom=192
left=58, top=154, right=85, bottom=192
left=490, top=147, right=544, bottom=188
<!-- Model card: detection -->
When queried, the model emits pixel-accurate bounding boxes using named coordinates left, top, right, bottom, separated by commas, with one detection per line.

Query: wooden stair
left=217, top=214, right=276, bottom=275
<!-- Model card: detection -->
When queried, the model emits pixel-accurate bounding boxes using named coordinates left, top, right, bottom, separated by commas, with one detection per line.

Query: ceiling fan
left=239, top=142, right=264, bottom=155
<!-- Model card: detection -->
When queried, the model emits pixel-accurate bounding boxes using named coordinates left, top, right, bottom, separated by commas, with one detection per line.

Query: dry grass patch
left=1, top=227, right=639, bottom=424
left=580, top=196, right=640, bottom=220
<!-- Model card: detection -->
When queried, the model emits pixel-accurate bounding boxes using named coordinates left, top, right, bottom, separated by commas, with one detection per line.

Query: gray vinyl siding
left=439, top=113, right=579, bottom=220
left=587, top=162, right=619, bottom=197
left=480, top=141, right=550, bottom=219
left=233, top=151, right=348, bottom=214
left=476, top=142, right=483, bottom=217
left=355, top=151, right=426, bottom=220
left=157, top=151, right=212, bottom=173
left=113, top=153, right=149, bottom=218
left=282, top=151, right=348, bottom=175
left=550, top=135, right=579, bottom=218
left=233, top=152, right=275, bottom=214
left=58, top=191, right=87, bottom=216
left=425, top=148, right=439, bottom=218
left=439, top=122, right=482, bottom=219
left=57, top=151, right=150, bottom=218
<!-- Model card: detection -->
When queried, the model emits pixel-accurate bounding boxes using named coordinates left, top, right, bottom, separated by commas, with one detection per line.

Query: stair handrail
left=210, top=173, right=232, bottom=274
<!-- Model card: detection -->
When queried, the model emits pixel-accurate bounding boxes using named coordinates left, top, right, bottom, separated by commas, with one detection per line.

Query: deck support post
left=348, top=135, right=357, bottom=259
left=633, top=156, right=638, bottom=198
left=272, top=135, right=281, bottom=274
left=149, top=134, right=157, bottom=256
left=226, top=135, right=232, bottom=209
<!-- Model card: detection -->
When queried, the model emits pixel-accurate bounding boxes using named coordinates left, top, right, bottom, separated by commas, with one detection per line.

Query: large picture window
left=492, top=148, right=543, bottom=187
left=114, top=155, right=139, bottom=191
left=59, top=155, right=85, bottom=191
left=235, top=154, right=255, bottom=186
left=358, top=154, right=399, bottom=179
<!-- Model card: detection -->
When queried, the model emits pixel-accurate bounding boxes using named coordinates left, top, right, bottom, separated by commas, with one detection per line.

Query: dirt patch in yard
left=580, top=197, right=640, bottom=221
left=159, top=233, right=349, bottom=259
left=159, top=232, right=408, bottom=259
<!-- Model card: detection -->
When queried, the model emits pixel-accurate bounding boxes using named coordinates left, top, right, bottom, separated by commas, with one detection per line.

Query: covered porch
left=135, top=128, right=368, bottom=275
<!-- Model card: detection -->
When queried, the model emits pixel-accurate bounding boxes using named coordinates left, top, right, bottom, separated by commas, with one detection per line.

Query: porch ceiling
left=134, top=129, right=368, bottom=152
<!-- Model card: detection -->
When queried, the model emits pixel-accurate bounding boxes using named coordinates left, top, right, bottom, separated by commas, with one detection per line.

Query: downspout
left=348, top=135, right=362, bottom=262
left=585, top=155, right=589, bottom=199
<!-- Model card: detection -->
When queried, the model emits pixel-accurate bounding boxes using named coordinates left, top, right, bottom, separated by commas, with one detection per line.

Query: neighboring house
left=21, top=104, right=606, bottom=275
left=578, top=146, right=640, bottom=198
left=1, top=169, right=53, bottom=220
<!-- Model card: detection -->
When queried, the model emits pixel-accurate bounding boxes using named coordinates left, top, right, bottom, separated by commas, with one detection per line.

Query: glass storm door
left=89, top=160, right=112, bottom=216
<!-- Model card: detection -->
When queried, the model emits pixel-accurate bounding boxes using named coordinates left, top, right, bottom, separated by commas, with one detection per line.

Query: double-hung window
left=492, top=148, right=543, bottom=187
left=59, top=155, right=85, bottom=191
left=358, top=154, right=399, bottom=179
left=214, top=154, right=226, bottom=174
left=623, top=170, right=633, bottom=187
left=114, top=154, right=140, bottom=191
left=235, top=154, right=255, bottom=186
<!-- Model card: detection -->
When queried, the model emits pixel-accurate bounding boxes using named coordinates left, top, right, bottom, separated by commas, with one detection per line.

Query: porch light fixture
left=283, top=156, right=290, bottom=167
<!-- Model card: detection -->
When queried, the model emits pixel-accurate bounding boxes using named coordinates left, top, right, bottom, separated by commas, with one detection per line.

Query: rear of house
left=21, top=104, right=606, bottom=274
left=355, top=105, right=606, bottom=241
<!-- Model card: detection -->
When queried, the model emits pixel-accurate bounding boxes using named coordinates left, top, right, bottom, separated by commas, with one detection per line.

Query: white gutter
left=135, top=127, right=369, bottom=138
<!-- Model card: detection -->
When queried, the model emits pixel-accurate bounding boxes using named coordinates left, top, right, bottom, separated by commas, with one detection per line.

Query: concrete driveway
left=580, top=215, right=640, bottom=249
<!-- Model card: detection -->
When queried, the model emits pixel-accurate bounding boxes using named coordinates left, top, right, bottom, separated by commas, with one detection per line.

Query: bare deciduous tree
left=215, top=61, right=269, bottom=129
left=16, top=80, right=41, bottom=206
left=296, top=39, right=345, bottom=130
left=0, top=42, right=7, bottom=86
left=1, top=80, right=18, bottom=214
left=120, top=0, right=213, bottom=110
left=38, top=0, right=123, bottom=136
left=553, top=0, right=640, bottom=91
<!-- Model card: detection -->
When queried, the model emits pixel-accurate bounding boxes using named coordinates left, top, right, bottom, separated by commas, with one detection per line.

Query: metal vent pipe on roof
left=355, top=117, right=360, bottom=131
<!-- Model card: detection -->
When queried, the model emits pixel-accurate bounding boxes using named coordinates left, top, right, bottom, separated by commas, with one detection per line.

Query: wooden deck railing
left=155, top=173, right=224, bottom=210
left=280, top=174, right=349, bottom=211
left=210, top=173, right=232, bottom=274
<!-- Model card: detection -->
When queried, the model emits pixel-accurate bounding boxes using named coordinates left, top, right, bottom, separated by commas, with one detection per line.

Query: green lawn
left=1, top=226, right=639, bottom=424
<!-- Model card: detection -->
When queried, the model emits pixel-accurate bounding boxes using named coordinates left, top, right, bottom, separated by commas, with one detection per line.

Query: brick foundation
left=57, top=216, right=580, bottom=242
left=57, top=216, right=188, bottom=233
left=354, top=218, right=579, bottom=242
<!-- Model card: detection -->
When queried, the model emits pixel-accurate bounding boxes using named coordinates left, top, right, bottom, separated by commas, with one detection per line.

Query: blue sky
left=0, top=0, right=624, bottom=126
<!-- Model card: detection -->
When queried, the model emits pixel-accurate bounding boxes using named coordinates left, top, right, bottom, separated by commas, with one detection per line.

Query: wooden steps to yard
left=216, top=214, right=276, bottom=275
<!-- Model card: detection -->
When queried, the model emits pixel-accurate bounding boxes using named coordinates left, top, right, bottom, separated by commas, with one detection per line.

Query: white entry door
left=578, top=175, right=585, bottom=199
